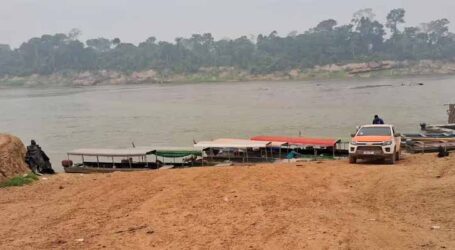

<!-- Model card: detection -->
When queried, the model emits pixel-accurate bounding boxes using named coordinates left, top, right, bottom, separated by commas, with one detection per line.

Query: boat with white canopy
left=62, top=147, right=203, bottom=173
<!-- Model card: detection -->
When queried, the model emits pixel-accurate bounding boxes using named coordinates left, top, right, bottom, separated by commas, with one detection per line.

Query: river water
left=1, top=76, right=454, bottom=171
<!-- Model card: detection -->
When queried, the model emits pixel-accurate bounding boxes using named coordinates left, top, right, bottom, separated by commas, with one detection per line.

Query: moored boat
left=419, top=123, right=455, bottom=134
left=405, top=140, right=455, bottom=153
left=402, top=133, right=455, bottom=142
left=62, top=147, right=203, bottom=173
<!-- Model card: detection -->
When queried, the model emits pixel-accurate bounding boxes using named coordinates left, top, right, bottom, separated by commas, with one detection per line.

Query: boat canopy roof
left=194, top=138, right=270, bottom=149
left=152, top=147, right=202, bottom=158
left=251, top=136, right=339, bottom=148
left=68, top=147, right=202, bottom=158
left=68, top=147, right=155, bottom=157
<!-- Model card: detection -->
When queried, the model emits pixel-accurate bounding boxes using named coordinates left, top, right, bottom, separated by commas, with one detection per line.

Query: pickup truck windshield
left=357, top=127, right=391, bottom=136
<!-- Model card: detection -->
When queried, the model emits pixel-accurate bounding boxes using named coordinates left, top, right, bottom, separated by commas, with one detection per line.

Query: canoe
left=402, top=133, right=455, bottom=142
left=405, top=141, right=455, bottom=153
left=64, top=166, right=153, bottom=174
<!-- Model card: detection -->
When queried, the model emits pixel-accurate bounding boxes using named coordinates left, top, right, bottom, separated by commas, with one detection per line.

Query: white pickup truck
left=349, top=124, right=401, bottom=164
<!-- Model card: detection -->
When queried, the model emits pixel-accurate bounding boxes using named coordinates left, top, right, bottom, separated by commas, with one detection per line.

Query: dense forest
left=1, top=8, right=455, bottom=77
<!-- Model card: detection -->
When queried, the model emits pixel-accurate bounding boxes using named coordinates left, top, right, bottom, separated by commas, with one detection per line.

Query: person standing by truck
left=373, top=115, right=384, bottom=124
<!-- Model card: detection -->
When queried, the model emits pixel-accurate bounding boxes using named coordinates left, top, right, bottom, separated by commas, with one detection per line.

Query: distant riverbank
left=1, top=60, right=455, bottom=87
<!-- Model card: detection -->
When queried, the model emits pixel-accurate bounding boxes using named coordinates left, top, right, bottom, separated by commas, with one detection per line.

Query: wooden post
left=201, top=150, right=204, bottom=166
left=287, top=145, right=290, bottom=163
left=448, top=104, right=455, bottom=124
left=210, top=148, right=213, bottom=163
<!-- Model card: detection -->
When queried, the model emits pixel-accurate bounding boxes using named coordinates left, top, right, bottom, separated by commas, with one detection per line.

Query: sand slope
left=0, top=154, right=454, bottom=249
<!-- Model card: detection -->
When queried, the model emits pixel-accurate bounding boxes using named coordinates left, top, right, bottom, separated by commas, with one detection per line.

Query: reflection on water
left=1, top=76, right=454, bottom=171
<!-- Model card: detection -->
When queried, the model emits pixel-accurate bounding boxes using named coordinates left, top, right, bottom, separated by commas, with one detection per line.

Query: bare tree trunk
left=448, top=104, right=455, bottom=124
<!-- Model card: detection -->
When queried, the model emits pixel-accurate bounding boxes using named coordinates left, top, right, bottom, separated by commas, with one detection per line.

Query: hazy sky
left=1, top=0, right=455, bottom=47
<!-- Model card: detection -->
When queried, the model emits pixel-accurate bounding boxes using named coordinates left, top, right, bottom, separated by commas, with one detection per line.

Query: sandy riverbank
left=0, top=153, right=454, bottom=249
left=2, top=60, right=455, bottom=87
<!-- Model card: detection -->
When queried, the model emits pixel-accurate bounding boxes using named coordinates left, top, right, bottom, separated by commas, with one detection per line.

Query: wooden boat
left=194, top=137, right=346, bottom=163
left=420, top=123, right=455, bottom=134
left=405, top=141, right=455, bottom=153
left=62, top=147, right=203, bottom=173
left=63, top=165, right=152, bottom=174
left=402, top=133, right=455, bottom=142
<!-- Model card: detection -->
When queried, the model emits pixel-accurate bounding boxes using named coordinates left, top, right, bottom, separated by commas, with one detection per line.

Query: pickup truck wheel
left=349, top=156, right=357, bottom=164
left=389, top=151, right=396, bottom=165
left=396, top=151, right=400, bottom=161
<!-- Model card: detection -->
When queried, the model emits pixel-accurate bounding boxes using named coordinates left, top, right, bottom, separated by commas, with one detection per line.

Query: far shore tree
left=1, top=8, right=455, bottom=77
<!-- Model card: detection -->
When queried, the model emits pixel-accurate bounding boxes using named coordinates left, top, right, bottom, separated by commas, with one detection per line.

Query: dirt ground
left=0, top=153, right=454, bottom=249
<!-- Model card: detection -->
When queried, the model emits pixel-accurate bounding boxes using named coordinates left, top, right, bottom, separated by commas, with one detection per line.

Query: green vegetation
left=0, top=173, right=39, bottom=188
left=1, top=8, right=455, bottom=78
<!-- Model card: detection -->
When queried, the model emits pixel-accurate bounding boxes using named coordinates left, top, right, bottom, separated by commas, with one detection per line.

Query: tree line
left=1, top=8, right=455, bottom=77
